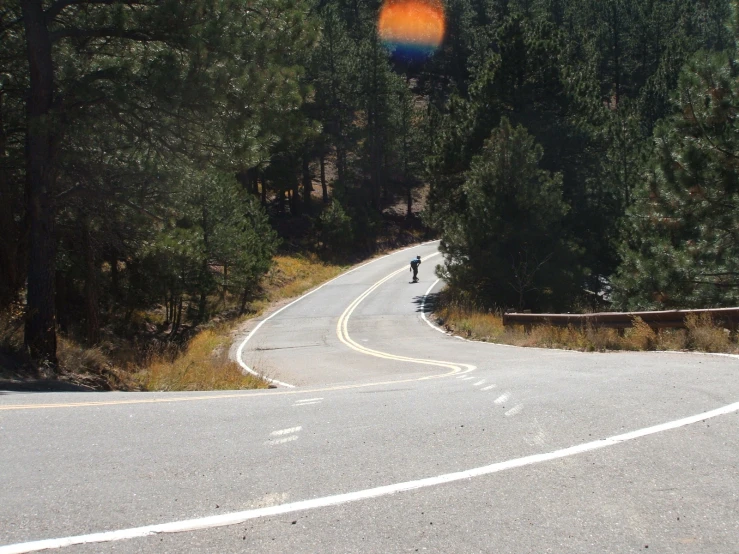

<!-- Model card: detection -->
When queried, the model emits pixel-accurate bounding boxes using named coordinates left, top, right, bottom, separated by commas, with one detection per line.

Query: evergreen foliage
left=614, top=50, right=739, bottom=309
left=2, top=0, right=738, bottom=369
left=438, top=118, right=577, bottom=310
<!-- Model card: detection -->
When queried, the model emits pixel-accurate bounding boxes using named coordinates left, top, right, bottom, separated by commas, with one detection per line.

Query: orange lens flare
left=378, top=0, right=445, bottom=52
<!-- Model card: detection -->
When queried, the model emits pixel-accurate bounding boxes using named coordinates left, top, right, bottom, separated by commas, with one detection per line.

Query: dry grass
left=265, top=254, right=346, bottom=301
left=134, top=327, right=269, bottom=391
left=57, top=337, right=139, bottom=390
left=434, top=294, right=739, bottom=354
left=685, top=313, right=732, bottom=352
left=133, top=254, right=346, bottom=391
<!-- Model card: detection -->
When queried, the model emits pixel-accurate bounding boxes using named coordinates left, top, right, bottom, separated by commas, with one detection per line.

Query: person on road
left=410, top=255, right=421, bottom=282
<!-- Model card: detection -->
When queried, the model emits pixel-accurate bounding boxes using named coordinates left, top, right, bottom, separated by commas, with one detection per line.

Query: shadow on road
left=412, top=291, right=439, bottom=314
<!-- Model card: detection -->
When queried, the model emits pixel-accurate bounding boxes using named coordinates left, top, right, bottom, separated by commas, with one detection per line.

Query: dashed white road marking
left=294, top=398, right=323, bottom=406
left=494, top=393, right=511, bottom=404
left=267, top=436, right=299, bottom=446
left=505, top=404, right=524, bottom=417
left=270, top=427, right=302, bottom=437
left=472, top=380, right=486, bottom=387
left=481, top=384, right=497, bottom=391
left=5, top=401, right=737, bottom=554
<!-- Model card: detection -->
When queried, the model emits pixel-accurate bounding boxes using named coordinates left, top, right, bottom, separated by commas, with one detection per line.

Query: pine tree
left=614, top=50, right=739, bottom=308
left=439, top=118, right=577, bottom=310
left=14, top=0, right=316, bottom=364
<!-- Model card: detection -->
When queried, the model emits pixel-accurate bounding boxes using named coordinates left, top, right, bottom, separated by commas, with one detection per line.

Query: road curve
left=1, top=242, right=738, bottom=553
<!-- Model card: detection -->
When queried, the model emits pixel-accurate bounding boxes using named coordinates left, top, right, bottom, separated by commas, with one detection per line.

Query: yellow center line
left=1, top=250, right=469, bottom=412
left=335, top=253, right=475, bottom=378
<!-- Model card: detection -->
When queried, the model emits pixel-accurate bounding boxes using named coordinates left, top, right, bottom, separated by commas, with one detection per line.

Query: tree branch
left=50, top=26, right=168, bottom=43
left=45, top=0, right=146, bottom=22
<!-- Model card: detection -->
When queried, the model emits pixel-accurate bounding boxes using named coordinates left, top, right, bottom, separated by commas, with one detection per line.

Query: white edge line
left=3, top=401, right=738, bottom=554
left=420, top=279, right=448, bottom=334
left=235, top=240, right=441, bottom=387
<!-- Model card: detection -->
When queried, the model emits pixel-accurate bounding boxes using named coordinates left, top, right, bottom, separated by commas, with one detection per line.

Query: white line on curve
left=334, top=255, right=476, bottom=377
left=421, top=279, right=448, bottom=334
left=481, top=384, right=497, bottom=391
left=3, top=401, right=737, bottom=554
left=294, top=398, right=323, bottom=404
left=235, top=241, right=441, bottom=388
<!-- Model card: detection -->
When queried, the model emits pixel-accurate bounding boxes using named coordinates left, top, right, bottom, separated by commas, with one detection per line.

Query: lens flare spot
left=378, top=0, right=445, bottom=59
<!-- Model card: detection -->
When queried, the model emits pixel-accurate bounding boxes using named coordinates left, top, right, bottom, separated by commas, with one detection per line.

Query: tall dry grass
left=134, top=328, right=269, bottom=391
left=57, top=338, right=139, bottom=390
left=134, top=254, right=346, bottom=391
left=434, top=296, right=739, bottom=354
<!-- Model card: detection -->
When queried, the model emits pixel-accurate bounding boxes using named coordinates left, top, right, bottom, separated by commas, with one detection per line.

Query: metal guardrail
left=502, top=308, right=739, bottom=331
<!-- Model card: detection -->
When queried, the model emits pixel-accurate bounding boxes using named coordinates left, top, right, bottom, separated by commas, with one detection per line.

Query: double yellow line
left=1, top=253, right=472, bottom=411
left=336, top=254, right=476, bottom=378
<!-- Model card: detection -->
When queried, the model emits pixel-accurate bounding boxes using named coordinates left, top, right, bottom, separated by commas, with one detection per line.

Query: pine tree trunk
left=320, top=155, right=328, bottom=204
left=109, top=253, right=119, bottom=312
left=290, top=181, right=302, bottom=217
left=198, top=205, right=209, bottom=322
left=0, top=92, right=20, bottom=306
left=172, top=294, right=183, bottom=336
left=302, top=156, right=313, bottom=214
left=222, top=262, right=228, bottom=305
left=21, top=0, right=58, bottom=365
left=239, top=287, right=249, bottom=315
left=336, top=144, right=346, bottom=185
left=82, top=214, right=100, bottom=345
left=55, top=271, right=67, bottom=334
left=279, top=189, right=286, bottom=214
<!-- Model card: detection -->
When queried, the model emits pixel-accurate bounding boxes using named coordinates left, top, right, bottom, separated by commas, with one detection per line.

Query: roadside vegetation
left=1, top=253, right=346, bottom=390
left=3, top=0, right=739, bottom=386
left=434, top=291, right=739, bottom=354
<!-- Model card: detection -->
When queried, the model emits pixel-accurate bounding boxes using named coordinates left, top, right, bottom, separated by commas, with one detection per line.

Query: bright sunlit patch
left=378, top=0, right=445, bottom=59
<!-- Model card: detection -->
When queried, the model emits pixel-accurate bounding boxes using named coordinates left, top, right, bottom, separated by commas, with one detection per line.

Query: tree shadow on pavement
left=412, top=291, right=439, bottom=314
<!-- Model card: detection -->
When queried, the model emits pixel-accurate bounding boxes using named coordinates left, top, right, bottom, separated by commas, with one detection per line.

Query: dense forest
left=2, top=0, right=738, bottom=370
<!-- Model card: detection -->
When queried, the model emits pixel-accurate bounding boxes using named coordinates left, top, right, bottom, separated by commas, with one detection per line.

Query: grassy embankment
left=133, top=254, right=347, bottom=391
left=433, top=290, right=739, bottom=354
left=0, top=254, right=347, bottom=391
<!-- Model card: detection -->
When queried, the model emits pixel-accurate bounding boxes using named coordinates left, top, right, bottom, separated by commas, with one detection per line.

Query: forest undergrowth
left=0, top=254, right=346, bottom=391
left=0, top=219, right=429, bottom=392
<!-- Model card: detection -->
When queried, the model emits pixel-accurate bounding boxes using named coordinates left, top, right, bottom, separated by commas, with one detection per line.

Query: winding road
left=1, top=242, right=738, bottom=553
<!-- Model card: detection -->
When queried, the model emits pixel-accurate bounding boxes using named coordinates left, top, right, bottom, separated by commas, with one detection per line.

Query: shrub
left=685, top=313, right=731, bottom=352
left=624, top=317, right=657, bottom=350
left=319, top=201, right=354, bottom=253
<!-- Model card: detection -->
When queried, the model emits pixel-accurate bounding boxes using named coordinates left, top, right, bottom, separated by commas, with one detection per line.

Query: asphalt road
left=1, top=242, right=738, bottom=553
